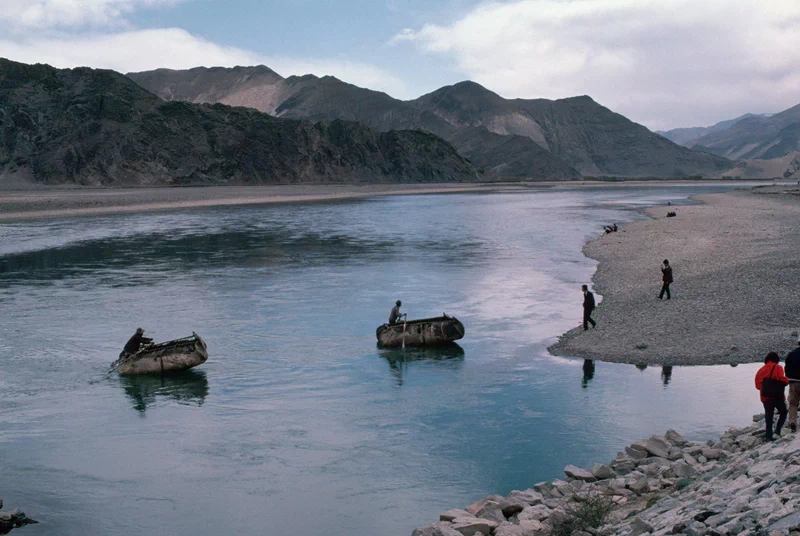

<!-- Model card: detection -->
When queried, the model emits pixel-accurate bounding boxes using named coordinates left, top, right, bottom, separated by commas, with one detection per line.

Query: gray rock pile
left=413, top=416, right=800, bottom=536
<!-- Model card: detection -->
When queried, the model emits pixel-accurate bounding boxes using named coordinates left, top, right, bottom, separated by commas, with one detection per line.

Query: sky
left=1, top=0, right=799, bottom=130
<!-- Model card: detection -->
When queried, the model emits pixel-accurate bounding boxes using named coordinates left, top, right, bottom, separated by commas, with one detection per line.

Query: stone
left=518, top=504, right=551, bottom=522
left=626, top=446, right=649, bottom=460
left=412, top=522, right=464, bottom=536
left=702, top=448, right=723, bottom=460
left=672, top=461, right=697, bottom=479
left=665, top=429, right=688, bottom=446
left=644, top=436, right=672, bottom=458
left=629, top=516, right=653, bottom=536
left=494, top=521, right=543, bottom=536
left=441, top=509, right=473, bottom=522
left=465, top=496, right=504, bottom=516
left=474, top=502, right=505, bottom=524
left=592, top=463, right=616, bottom=480
left=450, top=518, right=499, bottom=536
left=564, top=464, right=596, bottom=482
left=506, top=490, right=544, bottom=507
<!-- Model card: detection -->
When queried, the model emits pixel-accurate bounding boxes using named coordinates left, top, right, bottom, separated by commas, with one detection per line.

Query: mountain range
left=128, top=66, right=732, bottom=179
left=0, top=59, right=479, bottom=186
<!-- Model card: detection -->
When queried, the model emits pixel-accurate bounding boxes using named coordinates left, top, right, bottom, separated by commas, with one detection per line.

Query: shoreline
left=412, top=417, right=800, bottom=535
left=0, top=179, right=785, bottom=222
left=548, top=185, right=800, bottom=366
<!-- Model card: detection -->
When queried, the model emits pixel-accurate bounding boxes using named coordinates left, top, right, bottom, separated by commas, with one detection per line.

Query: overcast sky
left=2, top=0, right=798, bottom=130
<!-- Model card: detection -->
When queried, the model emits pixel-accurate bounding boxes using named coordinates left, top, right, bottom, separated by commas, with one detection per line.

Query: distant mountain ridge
left=657, top=114, right=769, bottom=147
left=0, top=59, right=479, bottom=186
left=129, top=66, right=732, bottom=179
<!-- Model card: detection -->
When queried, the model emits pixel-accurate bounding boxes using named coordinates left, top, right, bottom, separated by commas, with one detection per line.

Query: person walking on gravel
left=659, top=259, right=673, bottom=300
left=784, top=337, right=800, bottom=432
left=581, top=284, right=596, bottom=330
left=755, top=352, right=790, bottom=441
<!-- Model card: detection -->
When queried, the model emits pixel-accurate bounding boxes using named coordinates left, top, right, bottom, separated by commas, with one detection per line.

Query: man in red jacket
left=755, top=352, right=790, bottom=441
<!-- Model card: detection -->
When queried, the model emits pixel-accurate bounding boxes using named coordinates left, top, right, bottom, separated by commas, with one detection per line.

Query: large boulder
left=644, top=436, right=671, bottom=458
left=564, top=465, right=596, bottom=482
left=412, top=522, right=464, bottom=536
left=450, top=517, right=499, bottom=536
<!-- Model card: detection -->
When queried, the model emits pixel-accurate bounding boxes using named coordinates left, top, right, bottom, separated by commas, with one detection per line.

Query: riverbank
left=549, top=185, right=800, bottom=366
left=412, top=417, right=800, bottom=536
left=0, top=183, right=528, bottom=221
left=0, top=179, right=781, bottom=221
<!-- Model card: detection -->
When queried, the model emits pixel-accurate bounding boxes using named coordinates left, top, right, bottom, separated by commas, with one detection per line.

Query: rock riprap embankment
left=413, top=417, right=800, bottom=536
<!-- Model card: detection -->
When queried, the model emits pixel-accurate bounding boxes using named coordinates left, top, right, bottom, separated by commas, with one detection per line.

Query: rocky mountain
left=0, top=59, right=479, bottom=186
left=129, top=66, right=733, bottom=179
left=656, top=114, right=766, bottom=147
left=689, top=103, right=800, bottom=160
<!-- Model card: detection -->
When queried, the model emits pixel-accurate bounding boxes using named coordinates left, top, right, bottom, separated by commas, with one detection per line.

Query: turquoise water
left=0, top=185, right=765, bottom=535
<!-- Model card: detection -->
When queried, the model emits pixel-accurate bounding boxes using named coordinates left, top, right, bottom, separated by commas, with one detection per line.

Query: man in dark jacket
left=785, top=337, right=800, bottom=432
left=582, top=284, right=596, bottom=330
left=121, top=327, right=153, bottom=358
left=659, top=259, right=673, bottom=300
left=389, top=300, right=403, bottom=325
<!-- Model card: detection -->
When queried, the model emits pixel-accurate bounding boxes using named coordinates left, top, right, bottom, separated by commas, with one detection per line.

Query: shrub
left=550, top=493, right=614, bottom=536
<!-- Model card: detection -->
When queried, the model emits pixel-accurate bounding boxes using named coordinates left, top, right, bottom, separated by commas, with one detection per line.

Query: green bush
left=551, top=493, right=614, bottom=536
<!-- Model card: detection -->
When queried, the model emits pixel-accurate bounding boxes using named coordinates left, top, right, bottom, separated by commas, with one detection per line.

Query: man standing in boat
left=120, top=327, right=153, bottom=358
left=389, top=300, right=405, bottom=325
left=582, top=285, right=596, bottom=330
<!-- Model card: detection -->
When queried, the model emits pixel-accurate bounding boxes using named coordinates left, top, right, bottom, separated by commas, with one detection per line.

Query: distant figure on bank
left=755, top=352, right=790, bottom=441
left=784, top=337, right=800, bottom=432
left=121, top=327, right=153, bottom=358
left=659, top=259, right=673, bottom=300
left=581, top=285, right=596, bottom=330
left=612, top=223, right=618, bottom=232
left=389, top=300, right=404, bottom=325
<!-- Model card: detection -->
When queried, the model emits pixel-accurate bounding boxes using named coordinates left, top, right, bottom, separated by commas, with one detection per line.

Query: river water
left=0, top=184, right=768, bottom=536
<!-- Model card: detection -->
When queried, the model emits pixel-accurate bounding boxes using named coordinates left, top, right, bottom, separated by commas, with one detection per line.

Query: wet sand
left=549, top=185, right=800, bottom=365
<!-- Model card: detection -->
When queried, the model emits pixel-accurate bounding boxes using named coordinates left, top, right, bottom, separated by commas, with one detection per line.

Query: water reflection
left=661, top=366, right=673, bottom=386
left=379, top=344, right=465, bottom=386
left=635, top=363, right=648, bottom=371
left=582, top=359, right=595, bottom=388
left=119, top=370, right=209, bottom=413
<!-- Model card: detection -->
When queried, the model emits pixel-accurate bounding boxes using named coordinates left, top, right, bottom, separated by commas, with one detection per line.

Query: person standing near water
left=784, top=337, right=800, bottom=432
left=659, top=259, right=673, bottom=300
left=755, top=352, right=790, bottom=441
left=389, top=300, right=403, bottom=325
left=581, top=285, right=596, bottom=330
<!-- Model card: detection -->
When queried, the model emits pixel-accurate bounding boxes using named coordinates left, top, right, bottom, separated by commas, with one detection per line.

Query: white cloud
left=0, top=0, right=182, bottom=30
left=0, top=28, right=409, bottom=99
left=392, top=0, right=800, bottom=130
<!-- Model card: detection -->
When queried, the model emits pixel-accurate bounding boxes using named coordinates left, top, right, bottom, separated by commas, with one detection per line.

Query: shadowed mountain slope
left=0, top=59, right=479, bottom=186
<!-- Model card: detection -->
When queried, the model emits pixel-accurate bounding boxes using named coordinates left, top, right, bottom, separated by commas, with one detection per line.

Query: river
left=0, top=184, right=767, bottom=535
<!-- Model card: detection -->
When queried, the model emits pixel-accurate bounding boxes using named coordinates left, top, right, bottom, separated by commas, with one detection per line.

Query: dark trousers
left=583, top=309, right=596, bottom=330
left=659, top=282, right=671, bottom=299
left=764, top=398, right=788, bottom=440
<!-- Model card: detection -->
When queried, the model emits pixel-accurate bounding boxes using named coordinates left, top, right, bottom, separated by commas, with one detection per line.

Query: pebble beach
left=549, top=186, right=800, bottom=366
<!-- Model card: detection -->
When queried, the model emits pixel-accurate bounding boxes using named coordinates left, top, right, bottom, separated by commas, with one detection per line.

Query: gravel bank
left=549, top=186, right=800, bottom=366
left=412, top=417, right=800, bottom=536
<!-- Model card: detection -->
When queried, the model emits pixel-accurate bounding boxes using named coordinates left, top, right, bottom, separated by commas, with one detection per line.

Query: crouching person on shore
left=755, top=352, right=790, bottom=441
left=785, top=337, right=800, bottom=432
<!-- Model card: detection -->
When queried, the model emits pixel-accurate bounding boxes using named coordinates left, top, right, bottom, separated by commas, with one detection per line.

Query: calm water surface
left=0, top=184, right=767, bottom=535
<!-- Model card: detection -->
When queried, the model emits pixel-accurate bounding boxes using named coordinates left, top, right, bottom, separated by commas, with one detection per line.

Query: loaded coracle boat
left=376, top=314, right=465, bottom=348
left=110, top=332, right=208, bottom=375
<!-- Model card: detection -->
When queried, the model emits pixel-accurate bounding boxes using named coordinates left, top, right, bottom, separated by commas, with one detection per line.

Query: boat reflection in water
left=119, top=369, right=209, bottom=413
left=379, top=343, right=465, bottom=386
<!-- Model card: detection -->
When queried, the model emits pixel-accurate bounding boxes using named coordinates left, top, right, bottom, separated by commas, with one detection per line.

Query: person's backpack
left=761, top=364, right=786, bottom=399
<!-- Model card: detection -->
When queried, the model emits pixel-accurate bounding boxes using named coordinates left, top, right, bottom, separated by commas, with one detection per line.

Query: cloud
left=1, top=0, right=182, bottom=30
left=0, top=28, right=409, bottom=99
left=392, top=0, right=800, bottom=130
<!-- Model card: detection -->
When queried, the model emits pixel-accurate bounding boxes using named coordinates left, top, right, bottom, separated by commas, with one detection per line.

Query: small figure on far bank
left=581, top=284, right=596, bottom=330
left=755, top=352, right=790, bottom=441
left=389, top=300, right=405, bottom=325
left=121, top=327, right=152, bottom=358
left=784, top=336, right=800, bottom=433
left=659, top=259, right=673, bottom=300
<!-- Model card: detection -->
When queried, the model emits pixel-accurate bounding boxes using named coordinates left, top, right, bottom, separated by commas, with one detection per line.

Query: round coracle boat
left=376, top=315, right=465, bottom=348
left=110, top=332, right=208, bottom=375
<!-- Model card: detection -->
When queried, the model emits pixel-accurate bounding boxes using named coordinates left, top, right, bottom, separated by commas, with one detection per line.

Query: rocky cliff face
left=0, top=59, right=479, bottom=186
left=130, top=66, right=733, bottom=178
